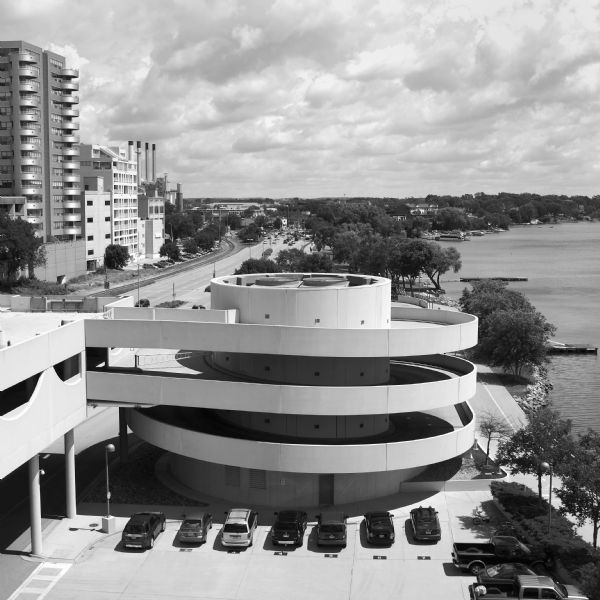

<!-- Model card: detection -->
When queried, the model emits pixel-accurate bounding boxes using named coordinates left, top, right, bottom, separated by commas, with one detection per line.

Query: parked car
left=221, top=508, right=258, bottom=547
left=271, top=510, right=308, bottom=547
left=176, top=512, right=213, bottom=544
left=315, top=512, right=348, bottom=548
left=121, top=511, right=166, bottom=550
left=364, top=511, right=395, bottom=545
left=410, top=506, right=441, bottom=542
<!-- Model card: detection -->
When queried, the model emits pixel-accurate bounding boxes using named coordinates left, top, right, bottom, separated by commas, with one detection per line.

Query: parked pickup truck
left=472, top=574, right=588, bottom=600
left=453, top=536, right=541, bottom=575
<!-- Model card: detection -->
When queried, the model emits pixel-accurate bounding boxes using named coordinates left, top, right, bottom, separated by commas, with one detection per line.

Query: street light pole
left=105, top=443, right=116, bottom=518
left=541, top=461, right=553, bottom=534
left=137, top=263, right=140, bottom=306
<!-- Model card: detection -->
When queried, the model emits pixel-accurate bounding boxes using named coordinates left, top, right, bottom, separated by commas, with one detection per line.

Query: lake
left=439, top=221, right=600, bottom=434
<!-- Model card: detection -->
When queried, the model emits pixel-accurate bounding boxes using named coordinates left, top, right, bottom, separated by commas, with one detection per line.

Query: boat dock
left=547, top=341, right=598, bottom=354
left=460, top=276, right=528, bottom=282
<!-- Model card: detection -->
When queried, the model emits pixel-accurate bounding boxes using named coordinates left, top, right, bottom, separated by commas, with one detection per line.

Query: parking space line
left=7, top=562, right=71, bottom=600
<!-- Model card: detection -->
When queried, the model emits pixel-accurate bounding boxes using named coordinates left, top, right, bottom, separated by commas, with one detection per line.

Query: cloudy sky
left=2, top=0, right=600, bottom=198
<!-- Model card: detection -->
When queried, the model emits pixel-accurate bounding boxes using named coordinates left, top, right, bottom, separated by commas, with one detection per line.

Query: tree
left=478, top=412, right=513, bottom=466
left=160, top=240, right=180, bottom=261
left=238, top=223, right=261, bottom=243
left=477, top=309, right=555, bottom=377
left=555, top=430, right=600, bottom=548
left=0, top=213, right=46, bottom=282
left=421, top=244, right=462, bottom=290
left=103, top=244, right=130, bottom=270
left=194, top=229, right=218, bottom=251
left=495, top=408, right=574, bottom=499
left=234, top=258, right=280, bottom=274
left=275, top=248, right=307, bottom=271
left=182, top=238, right=198, bottom=254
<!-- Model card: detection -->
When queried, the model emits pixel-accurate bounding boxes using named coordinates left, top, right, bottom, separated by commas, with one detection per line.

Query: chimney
left=128, top=140, right=134, bottom=162
left=136, top=141, right=141, bottom=184
left=176, top=183, right=183, bottom=211
left=152, top=143, right=156, bottom=181
left=144, top=142, right=149, bottom=182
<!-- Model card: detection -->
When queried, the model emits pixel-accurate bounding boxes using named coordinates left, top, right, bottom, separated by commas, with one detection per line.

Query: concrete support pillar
left=64, top=429, right=76, bottom=518
left=28, top=455, right=43, bottom=556
left=119, top=407, right=129, bottom=464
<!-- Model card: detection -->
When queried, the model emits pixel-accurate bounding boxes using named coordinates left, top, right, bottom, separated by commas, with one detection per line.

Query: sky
left=2, top=0, right=600, bottom=198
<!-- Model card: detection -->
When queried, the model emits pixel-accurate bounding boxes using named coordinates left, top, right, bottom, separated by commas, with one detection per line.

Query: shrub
left=135, top=298, right=150, bottom=307
left=154, top=300, right=184, bottom=308
left=491, top=481, right=598, bottom=583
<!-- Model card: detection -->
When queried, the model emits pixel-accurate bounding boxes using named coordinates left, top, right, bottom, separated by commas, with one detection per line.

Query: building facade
left=0, top=40, right=80, bottom=241
left=137, top=194, right=165, bottom=259
left=80, top=144, right=138, bottom=259
left=82, top=176, right=112, bottom=270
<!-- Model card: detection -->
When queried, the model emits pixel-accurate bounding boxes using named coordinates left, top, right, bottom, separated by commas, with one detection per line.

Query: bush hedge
left=490, top=481, right=600, bottom=600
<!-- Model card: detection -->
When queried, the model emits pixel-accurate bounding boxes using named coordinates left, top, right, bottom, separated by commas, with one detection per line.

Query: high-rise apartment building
left=80, top=144, right=138, bottom=259
left=0, top=40, right=81, bottom=241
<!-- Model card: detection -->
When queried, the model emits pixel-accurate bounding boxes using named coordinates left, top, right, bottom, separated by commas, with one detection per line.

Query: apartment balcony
left=20, top=143, right=40, bottom=152
left=20, top=173, right=39, bottom=182
left=25, top=201, right=43, bottom=211
left=0, top=56, right=8, bottom=65
left=19, top=113, right=39, bottom=122
left=62, top=161, right=78, bottom=169
left=60, top=81, right=79, bottom=92
left=18, top=53, right=37, bottom=64
left=59, top=68, right=79, bottom=78
left=20, top=186, right=42, bottom=195
left=0, top=157, right=12, bottom=165
left=63, top=174, right=80, bottom=183
left=63, top=188, right=81, bottom=196
left=18, top=67, right=39, bottom=78
left=19, top=97, right=39, bottom=108
left=62, top=135, right=79, bottom=144
left=19, top=128, right=39, bottom=137
left=26, top=216, right=44, bottom=225
left=63, top=213, right=81, bottom=222
left=58, top=95, right=79, bottom=104
left=62, top=148, right=79, bottom=157
left=20, top=157, right=42, bottom=167
left=64, top=226, right=81, bottom=235
left=18, top=82, right=39, bottom=93
left=63, top=200, right=81, bottom=209
left=62, top=108, right=79, bottom=117
left=62, top=121, right=79, bottom=130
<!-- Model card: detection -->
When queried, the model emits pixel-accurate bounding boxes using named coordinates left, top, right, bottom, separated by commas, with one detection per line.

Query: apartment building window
left=87, top=217, right=93, bottom=223
left=52, top=195, right=64, bottom=201
left=0, top=151, right=13, bottom=159
left=53, top=222, right=64, bottom=229
left=104, top=217, right=110, bottom=222
left=22, top=151, right=41, bottom=158
left=105, top=233, right=110, bottom=239
left=51, top=181, right=63, bottom=188
left=87, top=235, right=93, bottom=241
left=52, top=168, right=63, bottom=176
left=53, top=154, right=63, bottom=162
left=50, top=114, right=62, bottom=124
left=0, top=107, right=11, bottom=116
left=51, top=127, right=62, bottom=136
left=86, top=200, right=93, bottom=206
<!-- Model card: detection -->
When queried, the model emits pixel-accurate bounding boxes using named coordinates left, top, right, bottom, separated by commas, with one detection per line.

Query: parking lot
left=8, top=489, right=493, bottom=600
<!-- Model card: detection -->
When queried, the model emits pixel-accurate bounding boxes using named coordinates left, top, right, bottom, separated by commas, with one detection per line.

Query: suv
left=410, top=506, right=441, bottom=542
left=222, top=508, right=258, bottom=547
left=176, top=512, right=213, bottom=544
left=315, top=512, right=348, bottom=548
left=271, top=510, right=308, bottom=547
left=364, top=511, right=395, bottom=545
left=121, top=512, right=166, bottom=550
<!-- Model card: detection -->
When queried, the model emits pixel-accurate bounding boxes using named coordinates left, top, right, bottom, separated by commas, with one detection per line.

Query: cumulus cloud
left=1, top=0, right=600, bottom=196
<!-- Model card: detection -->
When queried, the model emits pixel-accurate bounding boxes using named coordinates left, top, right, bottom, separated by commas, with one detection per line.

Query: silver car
left=222, top=508, right=258, bottom=547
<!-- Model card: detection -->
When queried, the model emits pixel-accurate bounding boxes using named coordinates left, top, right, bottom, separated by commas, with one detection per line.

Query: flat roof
left=0, top=311, right=94, bottom=346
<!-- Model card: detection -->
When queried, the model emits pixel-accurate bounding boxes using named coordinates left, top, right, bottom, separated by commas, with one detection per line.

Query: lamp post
left=105, top=443, right=115, bottom=518
left=541, top=461, right=553, bottom=534
left=137, top=263, right=140, bottom=306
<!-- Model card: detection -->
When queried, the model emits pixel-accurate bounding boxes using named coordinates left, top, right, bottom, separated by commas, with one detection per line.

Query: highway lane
left=137, top=235, right=302, bottom=306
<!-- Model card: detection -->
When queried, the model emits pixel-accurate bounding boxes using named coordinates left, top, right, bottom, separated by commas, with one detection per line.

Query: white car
left=221, top=508, right=258, bottom=547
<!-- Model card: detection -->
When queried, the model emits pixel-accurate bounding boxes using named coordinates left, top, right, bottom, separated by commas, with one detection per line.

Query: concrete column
left=119, top=407, right=129, bottom=464
left=64, top=429, right=76, bottom=518
left=28, top=455, right=43, bottom=556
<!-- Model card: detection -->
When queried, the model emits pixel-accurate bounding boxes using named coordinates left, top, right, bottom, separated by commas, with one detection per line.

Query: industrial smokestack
left=144, top=142, right=149, bottom=182
left=128, top=140, right=134, bottom=162
left=152, top=143, right=156, bottom=182
left=136, top=141, right=141, bottom=186
left=176, top=183, right=183, bottom=212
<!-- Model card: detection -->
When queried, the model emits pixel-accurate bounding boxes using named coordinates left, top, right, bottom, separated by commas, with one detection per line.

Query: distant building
left=406, top=203, right=439, bottom=216
left=0, top=40, right=81, bottom=242
left=137, top=194, right=165, bottom=259
left=80, top=144, right=138, bottom=259
left=82, top=176, right=111, bottom=270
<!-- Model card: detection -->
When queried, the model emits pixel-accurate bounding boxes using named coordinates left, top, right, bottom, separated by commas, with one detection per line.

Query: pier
left=460, top=276, right=528, bottom=282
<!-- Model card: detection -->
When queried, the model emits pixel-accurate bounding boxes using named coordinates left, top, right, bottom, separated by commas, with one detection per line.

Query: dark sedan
left=271, top=510, right=308, bottom=546
left=315, top=512, right=348, bottom=548
left=121, top=511, right=166, bottom=550
left=176, top=512, right=213, bottom=544
left=364, top=511, right=395, bottom=545
left=410, top=506, right=441, bottom=542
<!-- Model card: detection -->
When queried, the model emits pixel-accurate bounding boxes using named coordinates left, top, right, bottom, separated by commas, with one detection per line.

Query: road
left=134, top=235, right=303, bottom=306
